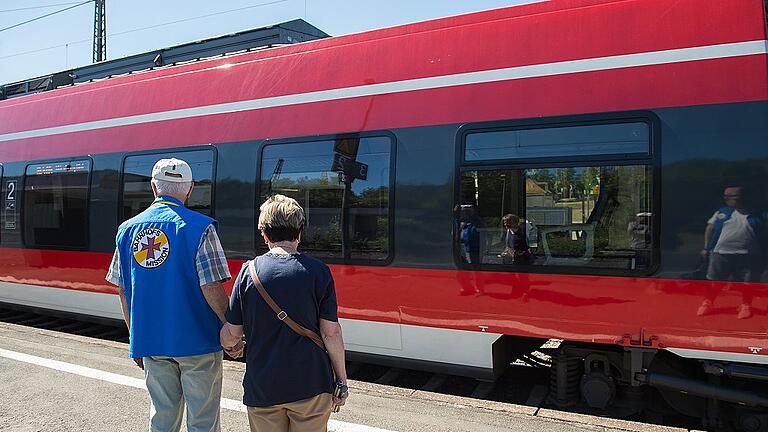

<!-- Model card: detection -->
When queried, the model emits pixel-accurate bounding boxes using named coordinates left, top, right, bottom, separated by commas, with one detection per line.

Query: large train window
left=121, top=149, right=215, bottom=221
left=458, top=119, right=656, bottom=274
left=24, top=160, right=91, bottom=249
left=260, top=136, right=392, bottom=262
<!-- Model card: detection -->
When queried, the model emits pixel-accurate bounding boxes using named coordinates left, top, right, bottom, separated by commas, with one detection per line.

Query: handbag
left=501, top=247, right=530, bottom=263
left=247, top=259, right=326, bottom=351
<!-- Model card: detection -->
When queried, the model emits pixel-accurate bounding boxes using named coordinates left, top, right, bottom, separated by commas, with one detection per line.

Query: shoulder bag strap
left=248, top=260, right=326, bottom=351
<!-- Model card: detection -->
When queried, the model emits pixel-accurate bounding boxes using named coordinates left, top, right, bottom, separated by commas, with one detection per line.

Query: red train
left=1, top=0, right=767, bottom=428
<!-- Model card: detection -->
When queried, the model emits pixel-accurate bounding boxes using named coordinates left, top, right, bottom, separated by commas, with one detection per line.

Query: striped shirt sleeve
left=105, top=248, right=122, bottom=287
left=196, top=224, right=232, bottom=286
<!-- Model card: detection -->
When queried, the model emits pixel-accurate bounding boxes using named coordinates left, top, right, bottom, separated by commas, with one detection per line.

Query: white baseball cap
left=152, top=158, right=193, bottom=183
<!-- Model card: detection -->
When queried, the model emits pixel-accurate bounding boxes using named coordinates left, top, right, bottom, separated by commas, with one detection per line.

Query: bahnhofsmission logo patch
left=132, top=228, right=170, bottom=269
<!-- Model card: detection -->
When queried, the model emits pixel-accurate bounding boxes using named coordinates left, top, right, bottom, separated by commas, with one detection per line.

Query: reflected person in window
left=459, top=204, right=482, bottom=265
left=627, top=212, right=652, bottom=267
left=698, top=185, right=768, bottom=319
left=499, top=214, right=530, bottom=264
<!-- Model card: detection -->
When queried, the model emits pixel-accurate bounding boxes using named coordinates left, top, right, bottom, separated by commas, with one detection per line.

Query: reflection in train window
left=121, top=150, right=215, bottom=221
left=458, top=165, right=654, bottom=271
left=260, top=136, right=392, bottom=261
left=24, top=160, right=91, bottom=249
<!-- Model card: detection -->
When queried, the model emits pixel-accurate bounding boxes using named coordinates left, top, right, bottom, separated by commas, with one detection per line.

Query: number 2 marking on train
left=6, top=181, right=15, bottom=201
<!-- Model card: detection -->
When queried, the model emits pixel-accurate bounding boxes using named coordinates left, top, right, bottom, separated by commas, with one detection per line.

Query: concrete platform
left=0, top=322, right=690, bottom=432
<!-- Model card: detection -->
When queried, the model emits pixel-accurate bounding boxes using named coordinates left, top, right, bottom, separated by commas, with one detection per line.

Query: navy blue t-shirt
left=226, top=253, right=337, bottom=407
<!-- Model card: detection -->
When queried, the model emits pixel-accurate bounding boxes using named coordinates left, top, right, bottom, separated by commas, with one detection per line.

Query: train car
left=1, top=0, right=767, bottom=428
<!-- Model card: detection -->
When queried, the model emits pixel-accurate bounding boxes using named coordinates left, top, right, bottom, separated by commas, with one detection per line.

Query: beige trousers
left=247, top=393, right=333, bottom=432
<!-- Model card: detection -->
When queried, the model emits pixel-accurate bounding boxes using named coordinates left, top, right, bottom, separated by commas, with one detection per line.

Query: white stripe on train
left=0, top=39, right=766, bottom=143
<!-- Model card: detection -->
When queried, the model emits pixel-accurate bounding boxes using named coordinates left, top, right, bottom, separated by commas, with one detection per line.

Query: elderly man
left=106, top=158, right=235, bottom=432
left=699, top=185, right=768, bottom=319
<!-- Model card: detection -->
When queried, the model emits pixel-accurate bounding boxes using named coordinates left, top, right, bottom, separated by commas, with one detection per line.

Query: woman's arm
left=320, top=319, right=349, bottom=406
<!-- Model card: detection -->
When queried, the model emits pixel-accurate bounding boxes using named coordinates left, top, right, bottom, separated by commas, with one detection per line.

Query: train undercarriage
left=545, top=341, right=768, bottom=431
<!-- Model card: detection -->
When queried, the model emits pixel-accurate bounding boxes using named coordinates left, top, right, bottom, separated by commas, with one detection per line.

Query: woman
left=500, top=214, right=530, bottom=264
left=220, top=195, right=348, bottom=432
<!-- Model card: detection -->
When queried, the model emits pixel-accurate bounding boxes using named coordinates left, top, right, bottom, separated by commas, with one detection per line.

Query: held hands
left=220, top=323, right=245, bottom=359
left=224, top=340, right=245, bottom=359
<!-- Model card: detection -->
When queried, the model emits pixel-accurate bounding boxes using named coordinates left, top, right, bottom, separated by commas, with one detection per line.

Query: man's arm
left=196, top=224, right=232, bottom=322
left=201, top=282, right=229, bottom=322
left=320, top=319, right=349, bottom=406
left=702, top=223, right=714, bottom=256
left=106, top=248, right=131, bottom=330
left=105, top=247, right=143, bottom=369
left=118, top=285, right=130, bottom=330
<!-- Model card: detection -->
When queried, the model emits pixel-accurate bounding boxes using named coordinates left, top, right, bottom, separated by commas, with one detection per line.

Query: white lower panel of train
left=0, top=281, right=501, bottom=369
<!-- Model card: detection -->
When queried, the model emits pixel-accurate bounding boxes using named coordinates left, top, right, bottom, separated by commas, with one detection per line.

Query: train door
left=0, top=164, right=20, bottom=247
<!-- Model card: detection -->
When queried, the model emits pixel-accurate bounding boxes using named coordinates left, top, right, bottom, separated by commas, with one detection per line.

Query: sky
left=0, top=0, right=539, bottom=85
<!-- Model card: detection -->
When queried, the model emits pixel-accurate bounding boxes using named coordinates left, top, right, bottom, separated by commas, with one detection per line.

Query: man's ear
left=186, top=183, right=194, bottom=200
left=151, top=182, right=158, bottom=197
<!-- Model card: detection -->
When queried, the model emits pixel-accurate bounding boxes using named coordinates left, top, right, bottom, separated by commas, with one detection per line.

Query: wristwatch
left=334, top=380, right=349, bottom=396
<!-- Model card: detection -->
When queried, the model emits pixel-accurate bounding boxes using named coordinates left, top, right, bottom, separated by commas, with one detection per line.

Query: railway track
left=0, top=307, right=700, bottom=430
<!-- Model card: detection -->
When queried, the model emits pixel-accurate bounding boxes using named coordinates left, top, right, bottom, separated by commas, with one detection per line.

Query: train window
left=260, top=136, right=392, bottom=261
left=121, top=150, right=215, bottom=221
left=465, top=122, right=649, bottom=161
left=24, top=160, right=91, bottom=249
left=458, top=165, right=654, bottom=272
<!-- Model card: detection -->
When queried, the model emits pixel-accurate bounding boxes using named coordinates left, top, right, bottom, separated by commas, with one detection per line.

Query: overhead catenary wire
left=0, top=0, right=93, bottom=33
left=0, top=2, right=85, bottom=13
left=107, top=0, right=289, bottom=39
left=0, top=0, right=290, bottom=60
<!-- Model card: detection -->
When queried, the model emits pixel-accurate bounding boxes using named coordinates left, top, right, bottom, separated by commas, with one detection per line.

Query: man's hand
left=224, top=340, right=245, bottom=359
left=220, top=323, right=240, bottom=348
left=133, top=357, right=144, bottom=370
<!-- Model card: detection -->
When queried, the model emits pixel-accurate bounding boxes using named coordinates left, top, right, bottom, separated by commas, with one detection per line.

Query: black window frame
left=454, top=111, right=661, bottom=277
left=22, top=157, right=93, bottom=251
left=118, top=145, right=219, bottom=223
left=256, top=130, right=397, bottom=266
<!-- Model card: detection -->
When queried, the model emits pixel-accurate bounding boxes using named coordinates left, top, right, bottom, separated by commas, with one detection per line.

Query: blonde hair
left=258, top=195, right=305, bottom=241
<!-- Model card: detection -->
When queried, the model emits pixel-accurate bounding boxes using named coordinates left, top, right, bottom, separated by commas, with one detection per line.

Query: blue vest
left=707, top=206, right=768, bottom=252
left=116, top=196, right=221, bottom=358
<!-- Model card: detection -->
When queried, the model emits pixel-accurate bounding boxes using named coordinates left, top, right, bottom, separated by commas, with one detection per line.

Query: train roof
left=0, top=0, right=765, bottom=164
left=1, top=0, right=724, bottom=103
left=0, top=19, right=329, bottom=101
